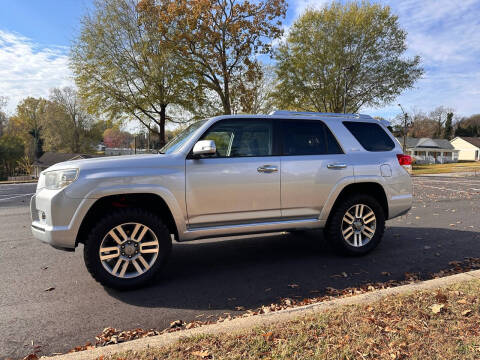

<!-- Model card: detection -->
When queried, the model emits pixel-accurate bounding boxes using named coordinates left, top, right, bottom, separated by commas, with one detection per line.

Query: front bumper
left=30, top=191, right=94, bottom=250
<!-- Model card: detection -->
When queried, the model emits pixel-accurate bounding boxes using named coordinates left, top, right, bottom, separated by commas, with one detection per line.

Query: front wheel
left=84, top=208, right=171, bottom=290
left=325, top=194, right=385, bottom=256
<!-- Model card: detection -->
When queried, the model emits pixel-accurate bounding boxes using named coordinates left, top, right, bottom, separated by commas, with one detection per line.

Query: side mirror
left=192, top=140, right=216, bottom=156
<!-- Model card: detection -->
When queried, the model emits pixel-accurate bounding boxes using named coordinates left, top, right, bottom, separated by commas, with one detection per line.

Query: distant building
left=96, top=143, right=106, bottom=152
left=450, top=137, right=480, bottom=161
left=32, top=152, right=97, bottom=178
left=104, top=148, right=151, bottom=156
left=395, top=137, right=459, bottom=164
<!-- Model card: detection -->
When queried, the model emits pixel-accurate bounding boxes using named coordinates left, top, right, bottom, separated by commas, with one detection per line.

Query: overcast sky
left=1, top=0, right=479, bottom=120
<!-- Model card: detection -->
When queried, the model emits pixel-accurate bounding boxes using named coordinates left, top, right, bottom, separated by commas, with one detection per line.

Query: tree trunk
left=223, top=77, right=232, bottom=115
left=73, top=129, right=80, bottom=153
left=159, top=104, right=167, bottom=148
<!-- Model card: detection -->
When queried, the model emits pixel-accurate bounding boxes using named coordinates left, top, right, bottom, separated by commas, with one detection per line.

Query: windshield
left=160, top=120, right=207, bottom=154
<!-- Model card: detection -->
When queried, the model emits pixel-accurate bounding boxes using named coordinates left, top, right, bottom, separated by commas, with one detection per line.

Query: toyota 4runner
left=30, top=111, right=412, bottom=289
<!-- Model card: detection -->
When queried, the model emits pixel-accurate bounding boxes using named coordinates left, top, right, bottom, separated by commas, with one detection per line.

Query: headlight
left=44, top=169, right=79, bottom=190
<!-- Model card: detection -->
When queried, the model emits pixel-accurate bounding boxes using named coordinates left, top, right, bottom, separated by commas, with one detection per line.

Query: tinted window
left=343, top=121, right=395, bottom=152
left=200, top=119, right=273, bottom=157
left=281, top=120, right=343, bottom=155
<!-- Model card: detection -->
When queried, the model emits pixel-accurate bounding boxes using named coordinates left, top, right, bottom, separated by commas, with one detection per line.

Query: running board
left=181, top=217, right=324, bottom=241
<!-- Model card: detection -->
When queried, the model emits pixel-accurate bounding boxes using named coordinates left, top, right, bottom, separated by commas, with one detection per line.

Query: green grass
left=412, top=161, right=480, bottom=175
left=105, top=280, right=480, bottom=360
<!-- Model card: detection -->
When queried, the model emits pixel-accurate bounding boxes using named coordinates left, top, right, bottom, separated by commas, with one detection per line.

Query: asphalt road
left=2, top=177, right=480, bottom=359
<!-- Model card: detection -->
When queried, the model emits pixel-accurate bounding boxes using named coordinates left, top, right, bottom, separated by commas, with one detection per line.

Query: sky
left=0, top=0, right=479, bottom=121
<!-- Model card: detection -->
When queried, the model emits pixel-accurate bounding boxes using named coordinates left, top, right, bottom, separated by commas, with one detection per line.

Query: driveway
left=1, top=177, right=480, bottom=358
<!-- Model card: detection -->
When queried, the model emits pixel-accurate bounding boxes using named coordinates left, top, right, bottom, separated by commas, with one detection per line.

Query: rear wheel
left=84, top=208, right=171, bottom=290
left=325, top=194, right=385, bottom=256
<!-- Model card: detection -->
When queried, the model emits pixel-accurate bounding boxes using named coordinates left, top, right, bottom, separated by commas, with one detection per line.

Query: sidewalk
left=413, top=171, right=479, bottom=177
left=44, top=269, right=480, bottom=360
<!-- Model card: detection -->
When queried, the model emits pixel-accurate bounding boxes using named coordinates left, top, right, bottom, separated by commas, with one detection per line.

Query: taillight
left=396, top=154, right=412, bottom=166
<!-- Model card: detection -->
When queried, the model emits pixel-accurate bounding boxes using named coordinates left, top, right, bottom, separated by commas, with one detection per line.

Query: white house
left=395, top=137, right=459, bottom=164
left=450, top=137, right=480, bottom=161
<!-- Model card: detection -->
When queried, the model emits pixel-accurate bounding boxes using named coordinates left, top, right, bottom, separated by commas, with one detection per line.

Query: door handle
left=327, top=163, right=347, bottom=169
left=257, top=165, right=278, bottom=173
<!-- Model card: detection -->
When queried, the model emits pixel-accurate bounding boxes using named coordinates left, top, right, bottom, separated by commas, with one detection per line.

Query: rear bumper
left=388, top=193, right=413, bottom=219
left=385, top=176, right=413, bottom=219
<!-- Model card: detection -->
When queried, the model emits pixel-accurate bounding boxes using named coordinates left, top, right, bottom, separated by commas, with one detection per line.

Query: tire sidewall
left=84, top=209, right=171, bottom=290
left=326, top=194, right=385, bottom=256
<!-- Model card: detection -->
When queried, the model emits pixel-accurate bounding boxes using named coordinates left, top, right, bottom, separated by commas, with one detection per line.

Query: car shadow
left=106, top=226, right=480, bottom=311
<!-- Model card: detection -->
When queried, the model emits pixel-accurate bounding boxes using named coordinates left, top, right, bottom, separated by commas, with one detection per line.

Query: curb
left=0, top=180, right=37, bottom=185
left=43, top=269, right=480, bottom=360
left=413, top=171, right=479, bottom=177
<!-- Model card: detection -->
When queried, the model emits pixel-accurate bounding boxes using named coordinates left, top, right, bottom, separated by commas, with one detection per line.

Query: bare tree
left=429, top=106, right=454, bottom=138
left=46, top=87, right=94, bottom=153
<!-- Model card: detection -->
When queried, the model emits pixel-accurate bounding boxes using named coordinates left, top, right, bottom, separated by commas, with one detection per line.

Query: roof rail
left=268, top=110, right=372, bottom=120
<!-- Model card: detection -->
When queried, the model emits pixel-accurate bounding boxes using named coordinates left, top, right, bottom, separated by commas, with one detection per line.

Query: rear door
left=280, top=119, right=353, bottom=219
left=185, top=118, right=281, bottom=228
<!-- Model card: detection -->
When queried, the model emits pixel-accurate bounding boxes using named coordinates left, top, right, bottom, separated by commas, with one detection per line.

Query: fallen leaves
left=261, top=331, right=274, bottom=341
left=430, top=304, right=445, bottom=314
left=60, top=256, right=480, bottom=357
left=435, top=291, right=448, bottom=303
left=169, top=320, right=185, bottom=329
left=22, top=354, right=38, bottom=360
left=191, top=350, right=211, bottom=358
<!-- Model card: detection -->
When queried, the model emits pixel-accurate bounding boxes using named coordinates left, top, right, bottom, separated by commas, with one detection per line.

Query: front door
left=280, top=119, right=353, bottom=219
left=186, top=119, right=281, bottom=228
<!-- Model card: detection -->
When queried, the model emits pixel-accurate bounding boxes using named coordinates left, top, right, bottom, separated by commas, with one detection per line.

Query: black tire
left=325, top=194, right=385, bottom=256
left=84, top=208, right=171, bottom=290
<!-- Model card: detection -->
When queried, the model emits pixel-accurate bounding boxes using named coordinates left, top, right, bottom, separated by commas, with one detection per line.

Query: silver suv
left=30, top=111, right=412, bottom=289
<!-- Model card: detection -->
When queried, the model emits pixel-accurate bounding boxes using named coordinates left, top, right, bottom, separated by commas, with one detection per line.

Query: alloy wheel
left=340, top=204, right=376, bottom=247
left=98, top=222, right=159, bottom=279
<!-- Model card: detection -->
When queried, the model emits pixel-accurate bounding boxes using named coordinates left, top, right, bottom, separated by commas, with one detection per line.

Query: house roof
left=33, top=152, right=95, bottom=167
left=395, top=137, right=455, bottom=150
left=455, top=137, right=480, bottom=149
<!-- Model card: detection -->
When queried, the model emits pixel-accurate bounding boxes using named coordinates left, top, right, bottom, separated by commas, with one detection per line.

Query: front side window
left=200, top=119, right=273, bottom=157
left=281, top=120, right=343, bottom=155
left=343, top=121, right=395, bottom=152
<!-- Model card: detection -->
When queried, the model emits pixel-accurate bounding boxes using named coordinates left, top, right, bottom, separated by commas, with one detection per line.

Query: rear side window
left=281, top=120, right=343, bottom=156
left=343, top=121, right=395, bottom=152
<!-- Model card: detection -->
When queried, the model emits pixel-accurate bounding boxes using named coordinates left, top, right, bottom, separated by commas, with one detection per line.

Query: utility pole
left=398, top=104, right=409, bottom=154
left=342, top=66, right=353, bottom=114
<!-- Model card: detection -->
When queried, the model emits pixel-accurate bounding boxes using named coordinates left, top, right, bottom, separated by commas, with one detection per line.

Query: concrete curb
left=0, top=180, right=37, bottom=185
left=413, top=171, right=479, bottom=177
left=44, top=269, right=480, bottom=360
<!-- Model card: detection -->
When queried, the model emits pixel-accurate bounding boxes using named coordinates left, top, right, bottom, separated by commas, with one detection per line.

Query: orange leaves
left=135, top=0, right=287, bottom=114
left=191, top=349, right=212, bottom=358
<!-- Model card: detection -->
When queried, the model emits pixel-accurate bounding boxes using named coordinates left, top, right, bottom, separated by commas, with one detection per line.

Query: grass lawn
left=412, top=161, right=480, bottom=175
left=106, top=279, right=480, bottom=360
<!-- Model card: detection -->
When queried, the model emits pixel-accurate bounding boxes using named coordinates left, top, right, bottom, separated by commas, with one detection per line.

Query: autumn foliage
left=137, top=0, right=286, bottom=115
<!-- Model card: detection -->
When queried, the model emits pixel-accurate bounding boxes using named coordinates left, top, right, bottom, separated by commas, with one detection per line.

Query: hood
left=43, top=153, right=172, bottom=173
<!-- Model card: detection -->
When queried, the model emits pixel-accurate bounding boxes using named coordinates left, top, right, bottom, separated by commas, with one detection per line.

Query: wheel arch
left=75, top=193, right=179, bottom=246
left=326, top=182, right=389, bottom=227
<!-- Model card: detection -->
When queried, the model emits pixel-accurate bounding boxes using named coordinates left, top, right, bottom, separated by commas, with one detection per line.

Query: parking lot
left=1, top=176, right=480, bottom=358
